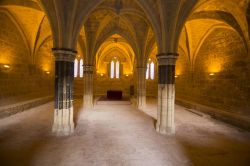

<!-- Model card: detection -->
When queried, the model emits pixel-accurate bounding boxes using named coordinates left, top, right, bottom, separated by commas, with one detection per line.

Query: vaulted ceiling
left=0, top=0, right=249, bottom=67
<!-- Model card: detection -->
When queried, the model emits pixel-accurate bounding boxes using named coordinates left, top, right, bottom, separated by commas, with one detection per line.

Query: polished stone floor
left=0, top=99, right=250, bottom=166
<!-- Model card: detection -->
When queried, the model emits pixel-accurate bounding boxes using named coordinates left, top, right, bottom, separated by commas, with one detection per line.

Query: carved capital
left=157, top=53, right=178, bottom=66
left=52, top=48, right=77, bottom=62
left=84, top=65, right=94, bottom=74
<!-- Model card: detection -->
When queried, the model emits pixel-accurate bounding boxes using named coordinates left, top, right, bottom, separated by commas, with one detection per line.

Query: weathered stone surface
left=176, top=28, right=250, bottom=117
left=0, top=100, right=250, bottom=166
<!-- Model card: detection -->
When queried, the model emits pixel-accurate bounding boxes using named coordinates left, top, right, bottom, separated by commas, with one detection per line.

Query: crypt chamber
left=0, top=0, right=250, bottom=165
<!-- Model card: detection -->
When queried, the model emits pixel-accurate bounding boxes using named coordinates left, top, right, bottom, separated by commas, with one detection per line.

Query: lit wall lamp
left=45, top=71, right=50, bottom=75
left=175, top=75, right=179, bottom=78
left=209, top=73, right=215, bottom=76
left=3, top=64, right=10, bottom=69
left=125, top=74, right=129, bottom=77
left=100, top=73, right=104, bottom=77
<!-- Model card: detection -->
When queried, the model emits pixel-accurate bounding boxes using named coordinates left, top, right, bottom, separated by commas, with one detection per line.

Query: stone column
left=83, top=65, right=94, bottom=109
left=52, top=48, right=76, bottom=136
left=156, top=53, right=178, bottom=135
left=137, top=67, right=146, bottom=109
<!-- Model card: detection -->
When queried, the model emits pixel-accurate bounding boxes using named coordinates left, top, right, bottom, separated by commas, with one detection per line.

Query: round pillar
left=156, top=53, right=178, bottom=135
left=52, top=48, right=76, bottom=136
left=83, top=65, right=94, bottom=109
left=137, top=67, right=146, bottom=109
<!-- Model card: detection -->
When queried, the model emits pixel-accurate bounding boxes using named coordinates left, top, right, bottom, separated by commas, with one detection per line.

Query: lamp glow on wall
left=3, top=64, right=10, bottom=69
left=208, top=58, right=222, bottom=76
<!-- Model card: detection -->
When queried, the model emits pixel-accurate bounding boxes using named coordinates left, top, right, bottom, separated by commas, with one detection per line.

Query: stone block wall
left=176, top=28, right=250, bottom=116
left=94, top=75, right=134, bottom=97
left=74, top=79, right=84, bottom=98
left=146, top=79, right=158, bottom=97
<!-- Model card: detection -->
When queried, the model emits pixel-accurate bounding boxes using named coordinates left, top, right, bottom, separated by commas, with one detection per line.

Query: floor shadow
left=73, top=99, right=84, bottom=127
left=176, top=127, right=250, bottom=166
left=0, top=103, right=55, bottom=166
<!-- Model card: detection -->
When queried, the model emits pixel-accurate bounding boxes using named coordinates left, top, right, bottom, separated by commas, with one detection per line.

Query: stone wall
left=146, top=79, right=158, bottom=97
left=74, top=74, right=135, bottom=99
left=74, top=79, right=84, bottom=98
left=176, top=28, right=250, bottom=116
left=0, top=11, right=54, bottom=107
left=94, top=75, right=134, bottom=97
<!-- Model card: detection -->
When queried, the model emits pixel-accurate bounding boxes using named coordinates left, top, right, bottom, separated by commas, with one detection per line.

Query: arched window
left=146, top=60, right=155, bottom=80
left=150, top=62, right=154, bottom=79
left=116, top=61, right=120, bottom=78
left=74, top=59, right=78, bottom=78
left=146, top=63, right=149, bottom=79
left=79, top=59, right=83, bottom=78
left=110, top=59, right=120, bottom=79
left=110, top=61, right=115, bottom=78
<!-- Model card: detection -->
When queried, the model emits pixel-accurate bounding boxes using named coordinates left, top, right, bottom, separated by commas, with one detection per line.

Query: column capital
left=156, top=53, right=179, bottom=65
left=83, top=65, right=94, bottom=74
left=52, top=48, right=77, bottom=62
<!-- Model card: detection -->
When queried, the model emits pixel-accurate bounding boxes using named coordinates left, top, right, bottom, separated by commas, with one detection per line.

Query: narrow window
left=146, top=63, right=149, bottom=80
left=110, top=61, right=114, bottom=78
left=79, top=59, right=83, bottom=78
left=116, top=61, right=120, bottom=78
left=74, top=59, right=78, bottom=77
left=150, top=62, right=154, bottom=79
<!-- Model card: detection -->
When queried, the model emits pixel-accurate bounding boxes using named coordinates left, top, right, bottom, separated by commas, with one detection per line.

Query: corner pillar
left=137, top=67, right=146, bottom=109
left=52, top=48, right=76, bottom=136
left=156, top=53, right=178, bottom=135
left=83, top=65, right=94, bottom=109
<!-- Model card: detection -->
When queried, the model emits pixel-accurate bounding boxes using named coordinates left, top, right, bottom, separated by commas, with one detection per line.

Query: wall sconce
left=175, top=75, right=179, bottom=78
left=100, top=73, right=104, bottom=77
left=209, top=73, right=215, bottom=76
left=45, top=71, right=50, bottom=75
left=125, top=74, right=129, bottom=77
left=3, top=64, right=10, bottom=69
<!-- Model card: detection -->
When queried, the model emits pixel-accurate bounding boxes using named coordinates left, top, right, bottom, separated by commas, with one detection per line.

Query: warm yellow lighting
left=45, top=71, right=50, bottom=75
left=175, top=75, right=179, bottom=78
left=3, top=64, right=10, bottom=69
left=125, top=74, right=129, bottom=77
left=208, top=59, right=222, bottom=73
left=149, top=58, right=151, bottom=61
left=100, top=73, right=104, bottom=77
left=209, top=73, right=215, bottom=76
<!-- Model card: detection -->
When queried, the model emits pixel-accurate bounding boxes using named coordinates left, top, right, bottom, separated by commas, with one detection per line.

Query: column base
left=52, top=108, right=74, bottom=136
left=137, top=96, right=146, bottom=110
left=156, top=123, right=175, bottom=135
left=83, top=105, right=93, bottom=110
left=52, top=123, right=74, bottom=136
left=83, top=95, right=93, bottom=110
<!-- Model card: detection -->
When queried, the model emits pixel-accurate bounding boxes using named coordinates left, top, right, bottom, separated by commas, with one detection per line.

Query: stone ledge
left=176, top=98, right=250, bottom=131
left=0, top=96, right=53, bottom=119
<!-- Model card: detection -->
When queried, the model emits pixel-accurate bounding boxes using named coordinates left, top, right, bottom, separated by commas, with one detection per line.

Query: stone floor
left=0, top=99, right=250, bottom=166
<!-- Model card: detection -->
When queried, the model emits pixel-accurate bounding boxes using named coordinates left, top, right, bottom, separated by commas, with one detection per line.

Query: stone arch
left=93, top=30, right=138, bottom=66
left=72, top=0, right=161, bottom=53
left=0, top=8, right=31, bottom=56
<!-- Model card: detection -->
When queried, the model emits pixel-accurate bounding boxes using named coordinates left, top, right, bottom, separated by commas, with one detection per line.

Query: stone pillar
left=52, top=48, right=76, bottom=136
left=156, top=53, right=178, bottom=135
left=137, top=67, right=146, bottom=109
left=83, top=65, right=94, bottom=109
